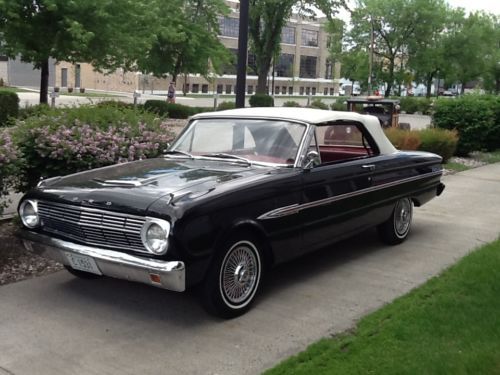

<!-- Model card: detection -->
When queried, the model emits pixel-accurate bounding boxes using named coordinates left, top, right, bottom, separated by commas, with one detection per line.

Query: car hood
left=32, top=157, right=270, bottom=215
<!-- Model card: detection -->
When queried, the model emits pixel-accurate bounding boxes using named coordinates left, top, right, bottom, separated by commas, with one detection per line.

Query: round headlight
left=141, top=218, right=170, bottom=255
left=19, top=200, right=40, bottom=229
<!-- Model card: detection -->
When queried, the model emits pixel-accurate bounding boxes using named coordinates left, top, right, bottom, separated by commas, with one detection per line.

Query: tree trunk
left=384, top=59, right=395, bottom=98
left=425, top=74, right=434, bottom=98
left=39, top=58, right=49, bottom=104
left=256, top=67, right=268, bottom=94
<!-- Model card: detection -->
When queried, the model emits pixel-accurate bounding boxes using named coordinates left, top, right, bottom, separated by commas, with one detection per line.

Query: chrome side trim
left=19, top=229, right=185, bottom=292
left=258, top=170, right=442, bottom=220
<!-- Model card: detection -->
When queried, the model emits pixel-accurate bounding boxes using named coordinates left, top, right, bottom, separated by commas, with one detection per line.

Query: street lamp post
left=235, top=0, right=249, bottom=108
left=368, top=17, right=374, bottom=95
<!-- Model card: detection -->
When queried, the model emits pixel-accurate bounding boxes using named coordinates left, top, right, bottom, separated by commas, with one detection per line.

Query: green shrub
left=433, top=95, right=500, bottom=155
left=249, top=94, right=274, bottom=107
left=309, top=99, right=329, bottom=110
left=418, top=128, right=458, bottom=162
left=283, top=101, right=301, bottom=107
left=12, top=105, right=175, bottom=190
left=217, top=101, right=236, bottom=111
left=384, top=127, right=459, bottom=162
left=0, top=128, right=22, bottom=214
left=17, top=104, right=51, bottom=120
left=96, top=100, right=137, bottom=110
left=400, top=97, right=432, bottom=115
left=384, top=128, right=422, bottom=151
left=143, top=100, right=199, bottom=119
left=331, top=100, right=347, bottom=111
left=0, top=90, right=20, bottom=126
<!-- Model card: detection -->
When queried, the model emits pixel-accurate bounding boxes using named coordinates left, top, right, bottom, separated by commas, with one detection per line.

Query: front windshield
left=169, top=118, right=307, bottom=166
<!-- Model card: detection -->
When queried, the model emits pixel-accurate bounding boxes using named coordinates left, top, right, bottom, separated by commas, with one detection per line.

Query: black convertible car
left=18, top=108, right=445, bottom=318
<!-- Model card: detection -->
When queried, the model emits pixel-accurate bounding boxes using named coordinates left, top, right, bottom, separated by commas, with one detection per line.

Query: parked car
left=18, top=108, right=445, bottom=318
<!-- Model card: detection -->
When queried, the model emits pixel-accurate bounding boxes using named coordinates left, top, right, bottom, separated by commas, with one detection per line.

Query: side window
left=315, top=123, right=376, bottom=164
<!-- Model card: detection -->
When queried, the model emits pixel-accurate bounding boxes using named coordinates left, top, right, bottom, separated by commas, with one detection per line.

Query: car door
left=298, top=122, right=383, bottom=253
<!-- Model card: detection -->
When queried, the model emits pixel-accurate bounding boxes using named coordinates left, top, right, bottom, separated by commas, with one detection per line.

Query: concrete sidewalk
left=0, top=164, right=499, bottom=375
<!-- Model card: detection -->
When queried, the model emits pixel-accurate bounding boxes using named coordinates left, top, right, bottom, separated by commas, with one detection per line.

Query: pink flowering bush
left=13, top=105, right=176, bottom=189
left=0, top=128, right=22, bottom=214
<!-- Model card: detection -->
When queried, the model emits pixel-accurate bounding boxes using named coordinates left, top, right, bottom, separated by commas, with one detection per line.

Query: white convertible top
left=192, top=107, right=397, bottom=155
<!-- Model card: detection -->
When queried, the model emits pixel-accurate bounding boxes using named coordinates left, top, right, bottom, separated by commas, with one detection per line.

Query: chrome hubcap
left=221, top=243, right=259, bottom=305
left=395, top=199, right=412, bottom=236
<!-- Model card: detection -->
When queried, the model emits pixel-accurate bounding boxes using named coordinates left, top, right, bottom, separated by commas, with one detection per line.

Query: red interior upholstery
left=319, top=145, right=369, bottom=163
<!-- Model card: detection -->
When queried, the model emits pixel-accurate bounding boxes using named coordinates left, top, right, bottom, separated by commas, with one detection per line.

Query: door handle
left=362, top=164, right=376, bottom=171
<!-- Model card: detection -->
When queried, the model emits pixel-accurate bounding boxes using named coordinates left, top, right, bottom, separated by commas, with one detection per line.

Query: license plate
left=64, top=252, right=102, bottom=275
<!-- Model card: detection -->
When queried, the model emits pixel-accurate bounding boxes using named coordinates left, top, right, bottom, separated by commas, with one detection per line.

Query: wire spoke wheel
left=394, top=198, right=412, bottom=238
left=219, top=240, right=261, bottom=309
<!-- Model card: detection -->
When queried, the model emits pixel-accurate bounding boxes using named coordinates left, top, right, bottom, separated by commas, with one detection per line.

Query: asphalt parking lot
left=1, top=164, right=499, bottom=375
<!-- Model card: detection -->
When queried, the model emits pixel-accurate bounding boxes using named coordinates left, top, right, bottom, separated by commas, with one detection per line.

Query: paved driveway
left=1, top=164, right=499, bottom=375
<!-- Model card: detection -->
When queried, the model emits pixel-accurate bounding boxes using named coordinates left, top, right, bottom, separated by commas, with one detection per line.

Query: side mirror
left=304, top=150, right=320, bottom=169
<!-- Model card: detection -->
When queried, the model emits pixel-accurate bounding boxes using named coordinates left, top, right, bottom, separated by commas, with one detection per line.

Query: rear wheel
left=201, top=233, right=264, bottom=319
left=64, top=265, right=101, bottom=279
left=378, top=197, right=413, bottom=245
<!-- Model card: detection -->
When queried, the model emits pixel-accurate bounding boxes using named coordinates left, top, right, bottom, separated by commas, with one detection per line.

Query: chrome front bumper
left=19, top=230, right=185, bottom=292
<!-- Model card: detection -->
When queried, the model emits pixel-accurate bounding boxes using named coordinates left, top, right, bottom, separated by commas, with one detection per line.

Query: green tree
left=137, top=0, right=231, bottom=84
left=407, top=0, right=451, bottom=97
left=445, top=11, right=498, bottom=94
left=0, top=0, right=154, bottom=104
left=347, top=0, right=440, bottom=97
left=249, top=0, right=346, bottom=94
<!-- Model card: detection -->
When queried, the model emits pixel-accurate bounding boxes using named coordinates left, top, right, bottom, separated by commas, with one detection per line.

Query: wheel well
left=216, top=223, right=275, bottom=269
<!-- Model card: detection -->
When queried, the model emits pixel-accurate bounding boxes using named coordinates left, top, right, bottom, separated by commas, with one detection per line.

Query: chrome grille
left=38, top=201, right=148, bottom=253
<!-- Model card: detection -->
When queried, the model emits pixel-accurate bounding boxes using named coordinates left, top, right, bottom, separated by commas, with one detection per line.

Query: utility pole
left=368, top=17, right=374, bottom=95
left=235, top=0, right=249, bottom=108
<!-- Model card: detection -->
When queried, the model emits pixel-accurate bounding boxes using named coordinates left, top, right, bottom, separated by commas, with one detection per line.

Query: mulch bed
left=0, top=221, right=63, bottom=286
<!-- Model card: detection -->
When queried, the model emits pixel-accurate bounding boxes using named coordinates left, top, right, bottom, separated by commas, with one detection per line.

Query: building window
left=312, top=87, right=316, bottom=95
left=282, top=86, right=287, bottom=95
left=276, top=54, right=294, bottom=77
left=325, top=59, right=333, bottom=79
left=202, top=84, right=208, bottom=93
left=306, top=87, right=311, bottom=95
left=247, top=53, right=258, bottom=75
left=192, top=84, right=199, bottom=93
left=299, top=56, right=317, bottom=78
left=324, top=87, right=328, bottom=95
left=218, top=17, right=239, bottom=38
left=247, top=85, right=253, bottom=94
left=330, top=88, right=335, bottom=96
left=281, top=26, right=296, bottom=44
left=300, top=87, right=304, bottom=95
left=301, top=29, right=318, bottom=47
left=183, top=83, right=190, bottom=93
left=222, top=49, right=238, bottom=75
left=217, top=84, right=223, bottom=94
left=225, top=84, right=232, bottom=94
left=288, top=87, right=293, bottom=95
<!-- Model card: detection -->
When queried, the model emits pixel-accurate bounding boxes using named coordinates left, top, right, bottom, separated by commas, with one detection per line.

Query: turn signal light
left=149, top=273, right=161, bottom=284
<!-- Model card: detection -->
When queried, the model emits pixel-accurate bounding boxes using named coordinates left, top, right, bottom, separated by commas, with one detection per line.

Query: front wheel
left=201, top=235, right=264, bottom=319
left=378, top=197, right=413, bottom=245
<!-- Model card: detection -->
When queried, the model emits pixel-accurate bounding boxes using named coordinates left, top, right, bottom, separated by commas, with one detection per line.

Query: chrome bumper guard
left=19, top=229, right=185, bottom=292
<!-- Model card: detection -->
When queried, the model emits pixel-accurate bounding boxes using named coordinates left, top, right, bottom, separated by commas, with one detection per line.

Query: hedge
left=283, top=101, right=301, bottom=107
left=433, top=95, right=500, bottom=155
left=249, top=94, right=274, bottom=107
left=309, top=99, right=329, bottom=110
left=399, top=97, right=432, bottom=115
left=331, top=100, right=347, bottom=111
left=0, top=90, right=20, bottom=127
left=144, top=100, right=214, bottom=118
left=384, top=127, right=458, bottom=162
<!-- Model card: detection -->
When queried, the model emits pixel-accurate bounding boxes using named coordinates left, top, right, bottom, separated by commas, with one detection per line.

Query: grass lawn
left=473, top=150, right=500, bottom=164
left=0, top=86, right=32, bottom=93
left=265, top=239, right=500, bottom=375
left=443, top=162, right=472, bottom=172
